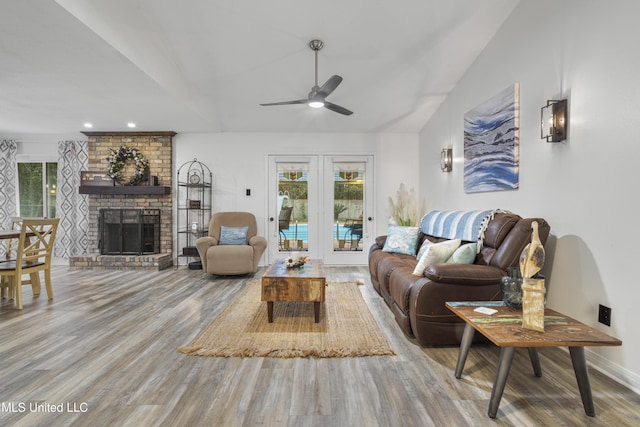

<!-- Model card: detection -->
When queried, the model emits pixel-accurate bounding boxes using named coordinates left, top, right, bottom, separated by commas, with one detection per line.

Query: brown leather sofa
left=369, top=212, right=550, bottom=346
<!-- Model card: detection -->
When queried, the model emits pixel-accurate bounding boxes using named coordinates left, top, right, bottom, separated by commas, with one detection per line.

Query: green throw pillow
left=446, top=242, right=478, bottom=264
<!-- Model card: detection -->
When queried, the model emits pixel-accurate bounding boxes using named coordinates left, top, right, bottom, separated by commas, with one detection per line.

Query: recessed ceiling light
left=83, top=122, right=93, bottom=128
left=127, top=122, right=136, bottom=128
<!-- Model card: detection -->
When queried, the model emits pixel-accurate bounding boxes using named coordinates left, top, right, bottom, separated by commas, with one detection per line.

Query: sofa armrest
left=423, top=263, right=505, bottom=286
left=369, top=235, right=387, bottom=258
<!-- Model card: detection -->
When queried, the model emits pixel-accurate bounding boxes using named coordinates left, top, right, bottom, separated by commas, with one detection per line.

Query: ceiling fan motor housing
left=309, top=39, right=324, bottom=51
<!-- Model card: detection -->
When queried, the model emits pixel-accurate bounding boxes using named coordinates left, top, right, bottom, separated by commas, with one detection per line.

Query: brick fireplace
left=68, top=131, right=174, bottom=270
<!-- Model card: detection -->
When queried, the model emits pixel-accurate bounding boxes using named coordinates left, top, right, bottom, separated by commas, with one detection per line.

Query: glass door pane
left=46, top=162, right=57, bottom=218
left=18, top=162, right=44, bottom=217
left=333, top=163, right=365, bottom=252
left=277, top=162, right=309, bottom=252
left=17, top=161, right=58, bottom=218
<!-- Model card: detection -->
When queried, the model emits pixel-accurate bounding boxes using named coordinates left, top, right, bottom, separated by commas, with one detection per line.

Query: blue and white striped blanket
left=419, top=210, right=499, bottom=248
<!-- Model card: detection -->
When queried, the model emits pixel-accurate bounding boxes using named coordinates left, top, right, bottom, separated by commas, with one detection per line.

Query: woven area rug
left=178, top=281, right=395, bottom=358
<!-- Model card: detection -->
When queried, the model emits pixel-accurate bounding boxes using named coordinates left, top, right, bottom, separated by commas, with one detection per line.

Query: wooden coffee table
left=261, top=259, right=326, bottom=323
left=446, top=301, right=622, bottom=419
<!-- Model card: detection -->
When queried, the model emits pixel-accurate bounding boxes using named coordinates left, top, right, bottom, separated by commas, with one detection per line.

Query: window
left=17, top=162, right=57, bottom=218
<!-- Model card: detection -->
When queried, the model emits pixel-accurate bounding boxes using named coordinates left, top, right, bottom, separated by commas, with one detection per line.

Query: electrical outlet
left=598, top=304, right=611, bottom=326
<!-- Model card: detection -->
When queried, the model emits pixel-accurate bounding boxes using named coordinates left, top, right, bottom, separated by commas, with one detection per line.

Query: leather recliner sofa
left=369, top=212, right=550, bottom=346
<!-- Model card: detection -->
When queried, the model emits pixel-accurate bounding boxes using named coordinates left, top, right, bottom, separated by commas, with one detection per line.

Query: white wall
left=174, top=132, right=419, bottom=261
left=419, top=0, right=640, bottom=389
left=10, top=131, right=418, bottom=256
left=9, top=133, right=83, bottom=157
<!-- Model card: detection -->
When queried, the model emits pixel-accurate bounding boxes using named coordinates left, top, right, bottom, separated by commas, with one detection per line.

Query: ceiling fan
left=260, top=39, right=353, bottom=116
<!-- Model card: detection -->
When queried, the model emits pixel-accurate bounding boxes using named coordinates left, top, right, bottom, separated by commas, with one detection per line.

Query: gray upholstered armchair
left=196, top=212, right=267, bottom=275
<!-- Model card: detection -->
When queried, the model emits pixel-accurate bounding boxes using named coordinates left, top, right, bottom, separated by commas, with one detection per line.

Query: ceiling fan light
left=309, top=101, right=324, bottom=108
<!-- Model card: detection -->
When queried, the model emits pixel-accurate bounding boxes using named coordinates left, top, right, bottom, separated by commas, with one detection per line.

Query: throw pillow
left=219, top=226, right=249, bottom=245
left=446, top=242, right=478, bottom=264
left=412, top=239, right=461, bottom=276
left=415, top=239, right=433, bottom=260
left=382, top=225, right=420, bottom=256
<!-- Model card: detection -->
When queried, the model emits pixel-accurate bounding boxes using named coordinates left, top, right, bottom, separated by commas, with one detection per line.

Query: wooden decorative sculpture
left=519, top=221, right=545, bottom=278
left=520, top=221, right=546, bottom=332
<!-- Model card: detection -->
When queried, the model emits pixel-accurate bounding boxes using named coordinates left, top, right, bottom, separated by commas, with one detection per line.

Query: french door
left=268, top=156, right=319, bottom=260
left=267, top=155, right=374, bottom=265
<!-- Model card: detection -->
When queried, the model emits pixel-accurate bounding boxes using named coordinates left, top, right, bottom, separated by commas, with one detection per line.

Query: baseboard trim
left=586, top=347, right=640, bottom=395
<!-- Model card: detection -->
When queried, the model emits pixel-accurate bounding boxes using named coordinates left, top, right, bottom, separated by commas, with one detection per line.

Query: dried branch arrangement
left=388, top=183, right=426, bottom=226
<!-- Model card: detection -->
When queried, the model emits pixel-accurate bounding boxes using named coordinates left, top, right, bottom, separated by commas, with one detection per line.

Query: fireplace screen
left=99, top=209, right=160, bottom=255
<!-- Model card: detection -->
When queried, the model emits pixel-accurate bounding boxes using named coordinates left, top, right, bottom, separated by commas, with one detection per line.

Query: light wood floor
left=1, top=265, right=638, bottom=427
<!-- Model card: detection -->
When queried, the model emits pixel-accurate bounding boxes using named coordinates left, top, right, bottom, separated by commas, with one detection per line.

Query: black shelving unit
left=176, top=159, right=212, bottom=269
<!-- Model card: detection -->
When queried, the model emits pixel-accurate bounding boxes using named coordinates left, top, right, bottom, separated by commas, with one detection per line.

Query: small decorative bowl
left=284, top=256, right=308, bottom=269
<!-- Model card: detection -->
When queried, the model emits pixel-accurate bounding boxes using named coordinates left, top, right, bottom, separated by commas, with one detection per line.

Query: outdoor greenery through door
left=17, top=162, right=57, bottom=218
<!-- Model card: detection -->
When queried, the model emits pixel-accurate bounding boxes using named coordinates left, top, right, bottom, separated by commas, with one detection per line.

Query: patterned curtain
left=0, top=139, right=18, bottom=258
left=56, top=140, right=89, bottom=257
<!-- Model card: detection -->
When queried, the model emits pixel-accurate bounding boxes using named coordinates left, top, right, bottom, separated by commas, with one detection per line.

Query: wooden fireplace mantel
left=79, top=186, right=171, bottom=195
left=81, top=131, right=177, bottom=137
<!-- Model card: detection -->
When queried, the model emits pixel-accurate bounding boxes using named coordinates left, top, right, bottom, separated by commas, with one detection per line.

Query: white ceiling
left=0, top=0, right=519, bottom=135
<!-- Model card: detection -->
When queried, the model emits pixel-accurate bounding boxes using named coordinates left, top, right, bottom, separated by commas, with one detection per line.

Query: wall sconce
left=541, top=99, right=568, bottom=142
left=440, top=148, right=452, bottom=172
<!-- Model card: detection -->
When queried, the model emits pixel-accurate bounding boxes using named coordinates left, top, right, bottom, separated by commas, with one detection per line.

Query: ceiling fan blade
left=260, top=99, right=308, bottom=106
left=316, top=75, right=343, bottom=98
left=324, top=101, right=353, bottom=116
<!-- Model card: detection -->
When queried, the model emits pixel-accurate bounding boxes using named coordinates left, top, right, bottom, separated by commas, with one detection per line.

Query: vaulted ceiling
left=1, top=0, right=519, bottom=134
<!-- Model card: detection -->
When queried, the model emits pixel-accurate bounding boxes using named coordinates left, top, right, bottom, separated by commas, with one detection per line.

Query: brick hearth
left=68, top=131, right=175, bottom=270
left=69, top=254, right=173, bottom=271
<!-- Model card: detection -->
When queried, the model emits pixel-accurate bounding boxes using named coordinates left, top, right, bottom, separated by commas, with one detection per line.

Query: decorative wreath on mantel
left=106, top=145, right=150, bottom=185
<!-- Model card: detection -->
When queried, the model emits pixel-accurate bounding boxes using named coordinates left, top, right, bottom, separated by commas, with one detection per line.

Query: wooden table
left=0, top=229, right=35, bottom=255
left=446, top=301, right=622, bottom=419
left=261, top=259, right=326, bottom=323
left=0, top=230, right=24, bottom=240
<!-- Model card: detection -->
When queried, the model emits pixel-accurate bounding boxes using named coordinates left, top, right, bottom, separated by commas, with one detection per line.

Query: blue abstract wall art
left=463, top=84, right=520, bottom=193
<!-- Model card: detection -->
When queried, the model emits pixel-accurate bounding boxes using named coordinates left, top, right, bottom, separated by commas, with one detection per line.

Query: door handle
left=367, top=217, right=373, bottom=221
left=269, top=217, right=275, bottom=222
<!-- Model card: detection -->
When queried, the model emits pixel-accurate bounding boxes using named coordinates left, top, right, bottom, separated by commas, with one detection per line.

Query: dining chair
left=1, top=217, right=48, bottom=298
left=3, top=216, right=23, bottom=260
left=0, top=218, right=59, bottom=309
left=1, top=216, right=23, bottom=299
